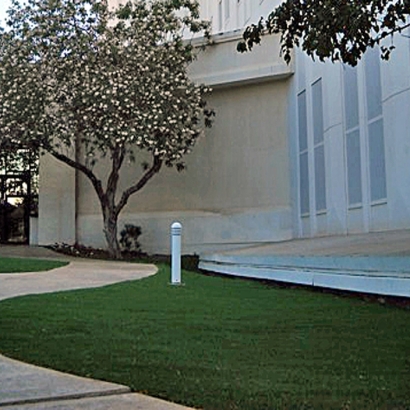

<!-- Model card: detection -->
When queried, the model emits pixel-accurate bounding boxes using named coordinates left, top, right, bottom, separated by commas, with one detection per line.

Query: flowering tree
left=238, top=0, right=410, bottom=66
left=0, top=0, right=214, bottom=258
left=0, top=27, right=38, bottom=183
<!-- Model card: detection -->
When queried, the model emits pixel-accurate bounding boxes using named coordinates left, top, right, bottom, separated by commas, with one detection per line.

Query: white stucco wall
left=38, top=153, right=76, bottom=245
left=29, top=216, right=38, bottom=245
left=38, top=1, right=295, bottom=253
left=189, top=31, right=292, bottom=87
left=198, top=0, right=282, bottom=34
left=76, top=77, right=293, bottom=254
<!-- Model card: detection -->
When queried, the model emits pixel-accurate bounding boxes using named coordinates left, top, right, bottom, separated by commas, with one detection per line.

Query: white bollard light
left=171, top=221, right=182, bottom=285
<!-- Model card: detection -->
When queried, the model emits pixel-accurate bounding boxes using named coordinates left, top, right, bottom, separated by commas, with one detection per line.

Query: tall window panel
left=298, top=90, right=309, bottom=215
left=224, top=0, right=230, bottom=20
left=365, top=48, right=387, bottom=202
left=343, top=65, right=362, bottom=206
left=368, top=119, right=387, bottom=201
left=236, top=0, right=242, bottom=28
left=312, top=79, right=327, bottom=212
left=218, top=0, right=223, bottom=31
left=244, top=0, right=251, bottom=22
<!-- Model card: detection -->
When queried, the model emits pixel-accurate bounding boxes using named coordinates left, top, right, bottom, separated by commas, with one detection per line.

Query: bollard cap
left=171, top=221, right=182, bottom=235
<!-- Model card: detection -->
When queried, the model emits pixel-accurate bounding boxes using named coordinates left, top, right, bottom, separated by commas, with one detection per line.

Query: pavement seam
left=0, top=387, right=131, bottom=407
left=0, top=251, right=159, bottom=408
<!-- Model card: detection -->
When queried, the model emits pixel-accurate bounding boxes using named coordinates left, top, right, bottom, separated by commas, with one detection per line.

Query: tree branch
left=115, top=154, right=162, bottom=217
left=105, top=144, right=125, bottom=203
left=48, top=147, right=105, bottom=203
left=375, top=21, right=410, bottom=42
left=239, top=0, right=410, bottom=66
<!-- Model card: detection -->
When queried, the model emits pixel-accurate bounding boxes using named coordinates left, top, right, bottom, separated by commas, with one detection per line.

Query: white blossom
left=0, top=0, right=214, bottom=257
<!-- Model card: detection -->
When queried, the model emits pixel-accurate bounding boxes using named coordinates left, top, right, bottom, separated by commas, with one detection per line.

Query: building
left=36, top=0, right=410, bottom=255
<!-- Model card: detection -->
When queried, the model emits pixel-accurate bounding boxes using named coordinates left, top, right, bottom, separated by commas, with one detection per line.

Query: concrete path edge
left=0, top=247, right=194, bottom=410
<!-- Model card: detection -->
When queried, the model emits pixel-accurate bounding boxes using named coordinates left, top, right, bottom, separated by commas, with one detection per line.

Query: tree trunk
left=103, top=207, right=121, bottom=259
left=49, top=148, right=162, bottom=260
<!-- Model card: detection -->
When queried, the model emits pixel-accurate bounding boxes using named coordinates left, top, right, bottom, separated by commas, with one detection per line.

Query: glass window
left=343, top=66, right=359, bottom=130
left=244, top=0, right=250, bottom=22
left=312, top=79, right=327, bottom=212
left=312, top=79, right=324, bottom=145
left=314, top=145, right=326, bottom=211
left=300, top=152, right=310, bottom=214
left=225, top=0, right=230, bottom=20
left=365, top=48, right=383, bottom=120
left=346, top=129, right=362, bottom=205
left=218, top=0, right=223, bottom=31
left=298, top=89, right=309, bottom=215
left=365, top=48, right=386, bottom=202
left=369, top=119, right=387, bottom=201
left=297, top=91, right=308, bottom=152
left=344, top=66, right=362, bottom=206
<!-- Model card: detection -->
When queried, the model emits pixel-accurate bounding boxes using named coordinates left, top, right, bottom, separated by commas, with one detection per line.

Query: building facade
left=37, top=0, right=410, bottom=254
left=290, top=26, right=410, bottom=239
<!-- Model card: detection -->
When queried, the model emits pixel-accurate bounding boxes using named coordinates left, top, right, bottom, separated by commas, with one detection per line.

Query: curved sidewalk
left=0, top=247, right=193, bottom=410
left=0, top=258, right=157, bottom=301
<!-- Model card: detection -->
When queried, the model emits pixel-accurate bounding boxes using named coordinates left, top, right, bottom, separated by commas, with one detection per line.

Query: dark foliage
left=238, top=0, right=410, bottom=66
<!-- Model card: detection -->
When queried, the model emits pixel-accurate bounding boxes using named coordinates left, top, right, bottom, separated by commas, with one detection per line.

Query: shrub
left=119, top=224, right=142, bottom=253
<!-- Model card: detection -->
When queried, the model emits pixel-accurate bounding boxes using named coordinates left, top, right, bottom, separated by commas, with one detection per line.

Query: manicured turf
left=0, top=265, right=409, bottom=409
left=0, top=257, right=68, bottom=273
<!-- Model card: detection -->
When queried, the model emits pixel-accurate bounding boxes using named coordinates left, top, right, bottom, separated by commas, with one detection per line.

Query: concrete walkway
left=0, top=258, right=156, bottom=301
left=200, top=230, right=410, bottom=298
left=0, top=246, right=194, bottom=410
left=216, top=229, right=410, bottom=257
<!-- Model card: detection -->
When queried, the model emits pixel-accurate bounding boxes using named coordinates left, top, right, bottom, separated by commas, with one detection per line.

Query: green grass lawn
left=0, top=265, right=409, bottom=409
left=0, top=256, right=68, bottom=273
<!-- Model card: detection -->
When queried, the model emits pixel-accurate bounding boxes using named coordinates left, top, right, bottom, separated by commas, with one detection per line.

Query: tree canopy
left=238, top=0, right=410, bottom=66
left=0, top=0, right=214, bottom=257
left=0, top=24, right=38, bottom=180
